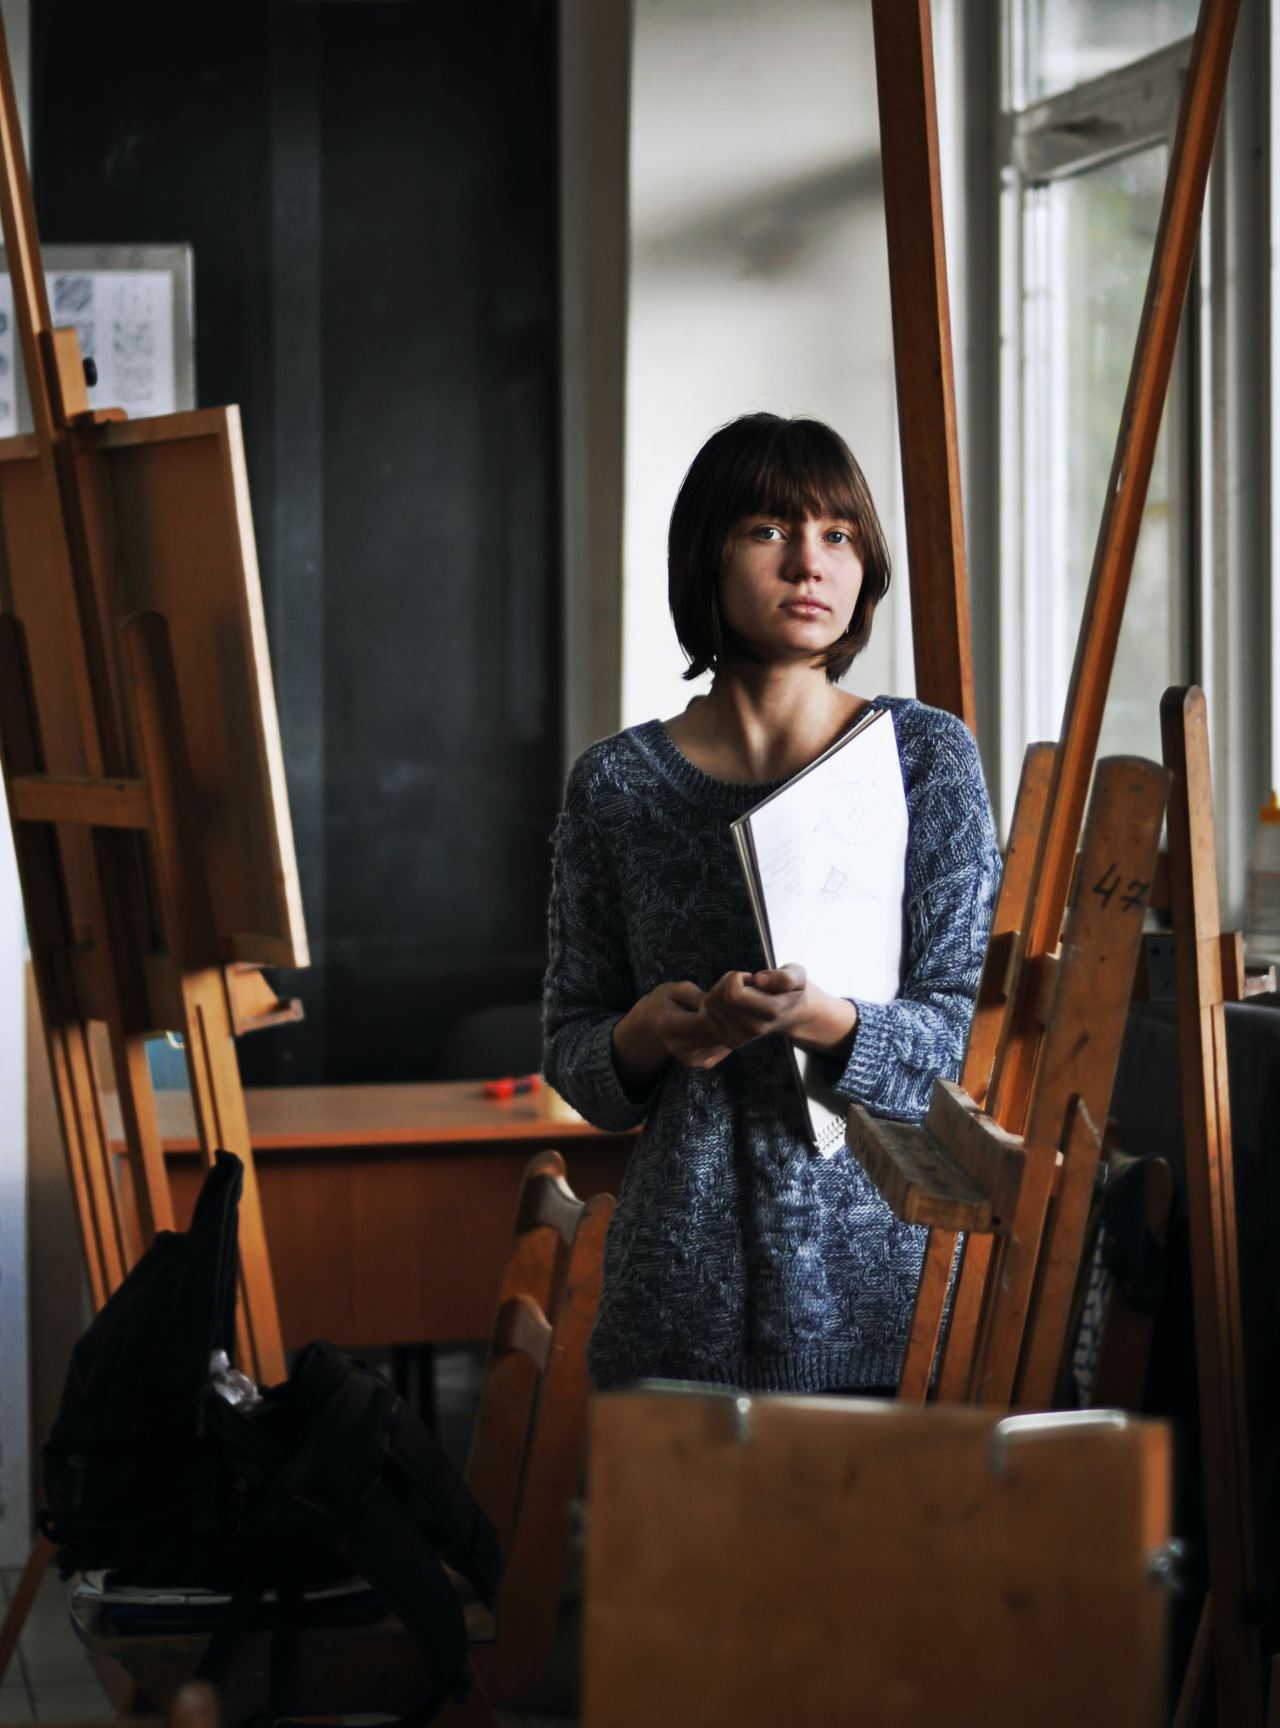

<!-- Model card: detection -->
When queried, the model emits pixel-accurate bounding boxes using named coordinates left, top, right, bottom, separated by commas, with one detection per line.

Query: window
left=998, top=29, right=1195, bottom=799
left=1011, top=0, right=1198, bottom=105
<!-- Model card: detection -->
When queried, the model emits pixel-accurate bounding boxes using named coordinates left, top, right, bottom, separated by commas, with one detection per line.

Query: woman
left=543, top=412, right=1000, bottom=1393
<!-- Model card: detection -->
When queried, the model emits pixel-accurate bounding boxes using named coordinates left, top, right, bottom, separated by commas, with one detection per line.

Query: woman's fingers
left=750, top=964, right=807, bottom=995
left=700, top=975, right=773, bottom=1043
left=658, top=970, right=811, bottom=1059
left=666, top=980, right=706, bottom=1012
left=692, top=964, right=810, bottom=1048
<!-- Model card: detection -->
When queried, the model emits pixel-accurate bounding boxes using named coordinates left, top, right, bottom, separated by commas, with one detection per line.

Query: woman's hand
left=611, top=966, right=861, bottom=1097
left=611, top=981, right=732, bottom=1094
left=698, top=964, right=808, bottom=1047
left=701, top=965, right=859, bottom=1063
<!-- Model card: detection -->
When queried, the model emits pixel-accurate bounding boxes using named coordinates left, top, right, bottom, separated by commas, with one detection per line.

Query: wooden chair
left=71, top=1149, right=615, bottom=1725
left=465, top=1148, right=612, bottom=1705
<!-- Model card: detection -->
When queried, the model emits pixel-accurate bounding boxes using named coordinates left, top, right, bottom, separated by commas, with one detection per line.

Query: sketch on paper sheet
left=731, top=707, right=910, bottom=1154
left=0, top=267, right=177, bottom=434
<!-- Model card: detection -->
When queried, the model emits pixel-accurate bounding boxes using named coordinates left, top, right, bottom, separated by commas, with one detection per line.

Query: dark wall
left=34, top=1, right=562, bottom=1083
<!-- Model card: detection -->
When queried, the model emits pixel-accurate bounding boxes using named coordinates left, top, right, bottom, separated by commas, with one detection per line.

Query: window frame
left=995, top=35, right=1195, bottom=824
left=942, top=0, right=1273, bottom=916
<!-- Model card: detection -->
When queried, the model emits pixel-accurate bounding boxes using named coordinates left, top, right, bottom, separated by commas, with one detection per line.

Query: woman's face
left=719, top=513, right=864, bottom=668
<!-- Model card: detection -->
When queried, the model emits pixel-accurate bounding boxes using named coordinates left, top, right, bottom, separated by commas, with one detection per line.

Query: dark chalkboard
left=34, top=0, right=562, bottom=1084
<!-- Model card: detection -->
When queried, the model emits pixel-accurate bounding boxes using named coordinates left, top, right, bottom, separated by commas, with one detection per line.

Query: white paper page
left=736, top=709, right=908, bottom=1155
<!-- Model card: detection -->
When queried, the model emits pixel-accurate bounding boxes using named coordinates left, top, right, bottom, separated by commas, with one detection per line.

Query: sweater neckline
left=629, top=698, right=894, bottom=811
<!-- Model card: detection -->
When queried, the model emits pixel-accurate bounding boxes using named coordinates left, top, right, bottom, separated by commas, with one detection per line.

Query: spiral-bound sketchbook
left=730, top=707, right=909, bottom=1155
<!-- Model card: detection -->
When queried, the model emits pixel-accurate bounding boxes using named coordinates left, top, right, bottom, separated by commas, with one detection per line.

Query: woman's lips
left=781, top=599, right=830, bottom=617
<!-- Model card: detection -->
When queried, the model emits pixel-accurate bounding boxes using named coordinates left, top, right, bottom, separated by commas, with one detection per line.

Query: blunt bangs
left=668, top=413, right=892, bottom=683
left=721, top=423, right=872, bottom=551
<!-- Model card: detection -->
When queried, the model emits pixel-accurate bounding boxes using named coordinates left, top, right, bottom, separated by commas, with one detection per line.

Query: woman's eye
left=752, top=525, right=783, bottom=541
left=826, top=529, right=850, bottom=544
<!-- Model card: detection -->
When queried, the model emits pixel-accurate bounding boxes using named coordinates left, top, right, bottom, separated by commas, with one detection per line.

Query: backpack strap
left=246, top=1345, right=474, bottom=1720
left=333, top=1474, right=471, bottom=1719
left=384, top=1399, right=502, bottom=1610
left=193, top=1574, right=269, bottom=1687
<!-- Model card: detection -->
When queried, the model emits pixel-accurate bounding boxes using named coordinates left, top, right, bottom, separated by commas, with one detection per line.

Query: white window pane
left=1017, top=0, right=1198, bottom=105
left=1023, top=145, right=1183, bottom=763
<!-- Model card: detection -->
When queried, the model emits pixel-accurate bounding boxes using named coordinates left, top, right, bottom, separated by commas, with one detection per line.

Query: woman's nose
left=784, top=527, right=824, bottom=579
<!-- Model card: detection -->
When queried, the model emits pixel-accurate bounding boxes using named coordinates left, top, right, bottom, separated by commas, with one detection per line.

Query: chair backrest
left=466, top=1148, right=613, bottom=1703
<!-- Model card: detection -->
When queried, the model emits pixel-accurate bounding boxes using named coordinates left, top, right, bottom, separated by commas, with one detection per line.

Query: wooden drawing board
left=0, top=406, right=307, bottom=972
left=584, top=1389, right=1172, bottom=1728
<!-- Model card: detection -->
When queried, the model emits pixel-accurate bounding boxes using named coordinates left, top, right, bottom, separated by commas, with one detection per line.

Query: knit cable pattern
left=542, top=697, right=1001, bottom=1392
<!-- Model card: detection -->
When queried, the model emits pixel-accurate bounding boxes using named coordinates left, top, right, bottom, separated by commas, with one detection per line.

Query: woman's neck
left=665, top=665, right=868, bottom=784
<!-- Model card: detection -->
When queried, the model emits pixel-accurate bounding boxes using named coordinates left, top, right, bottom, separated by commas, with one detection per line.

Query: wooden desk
left=106, top=1083, right=634, bottom=1350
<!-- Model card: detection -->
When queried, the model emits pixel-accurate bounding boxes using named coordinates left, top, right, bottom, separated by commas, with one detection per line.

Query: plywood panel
left=585, top=1391, right=1172, bottom=1728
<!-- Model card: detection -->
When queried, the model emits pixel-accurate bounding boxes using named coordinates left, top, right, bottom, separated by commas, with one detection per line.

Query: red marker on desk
left=482, top=1073, right=542, bottom=1101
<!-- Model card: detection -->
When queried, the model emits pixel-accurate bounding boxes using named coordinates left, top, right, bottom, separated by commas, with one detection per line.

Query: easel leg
left=897, top=1228, right=955, bottom=1403
left=123, top=613, right=286, bottom=1386
left=972, top=757, right=1168, bottom=1409
left=1172, top=1596, right=1212, bottom=1728
left=871, top=0, right=973, bottom=726
left=936, top=1234, right=994, bottom=1403
left=1161, top=687, right=1264, bottom=1728
left=899, top=745, right=1054, bottom=1405
left=0, top=619, right=131, bottom=1301
left=0, top=1530, right=54, bottom=1686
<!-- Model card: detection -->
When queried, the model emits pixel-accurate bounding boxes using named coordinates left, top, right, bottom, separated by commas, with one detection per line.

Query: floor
left=0, top=1567, right=571, bottom=1726
left=0, top=1565, right=112, bottom=1724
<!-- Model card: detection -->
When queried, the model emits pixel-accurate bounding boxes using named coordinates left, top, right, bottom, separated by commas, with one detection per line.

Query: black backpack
left=42, top=1150, right=501, bottom=1723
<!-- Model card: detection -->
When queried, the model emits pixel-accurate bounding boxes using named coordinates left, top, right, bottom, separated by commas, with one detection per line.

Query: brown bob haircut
left=668, top=412, right=892, bottom=683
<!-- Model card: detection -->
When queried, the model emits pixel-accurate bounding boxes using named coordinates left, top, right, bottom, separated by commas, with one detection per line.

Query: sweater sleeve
left=826, top=710, right=1001, bottom=1124
left=542, top=760, right=655, bottom=1132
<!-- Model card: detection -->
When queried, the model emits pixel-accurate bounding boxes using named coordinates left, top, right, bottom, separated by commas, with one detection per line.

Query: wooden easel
left=872, top=0, right=974, bottom=729
left=860, top=0, right=1268, bottom=1717
left=0, top=5, right=305, bottom=1688
left=849, top=751, right=1170, bottom=1406
left=853, top=686, right=1269, bottom=1722
left=869, top=0, right=1239, bottom=1398
left=1160, top=688, right=1266, bottom=1727
left=870, top=0, right=1242, bottom=1359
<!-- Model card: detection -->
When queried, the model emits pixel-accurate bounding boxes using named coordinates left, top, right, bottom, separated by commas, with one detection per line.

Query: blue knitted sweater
left=542, top=696, right=1000, bottom=1393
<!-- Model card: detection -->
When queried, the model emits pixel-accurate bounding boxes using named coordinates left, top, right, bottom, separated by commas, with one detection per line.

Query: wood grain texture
left=1160, top=685, right=1263, bottom=1728
left=0, top=619, right=128, bottom=1305
left=0, top=413, right=308, bottom=968
left=1013, top=1093, right=1104, bottom=1408
left=475, top=1184, right=614, bottom=1703
left=971, top=757, right=1168, bottom=1408
left=139, top=1094, right=632, bottom=1351
left=103, top=1079, right=630, bottom=1151
left=925, top=1079, right=1024, bottom=1228
left=897, top=742, right=1054, bottom=1403
left=846, top=1104, right=996, bottom=1232
left=10, top=773, right=150, bottom=828
left=871, top=0, right=975, bottom=727
left=583, top=1391, right=1171, bottom=1727
left=124, top=610, right=284, bottom=1385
